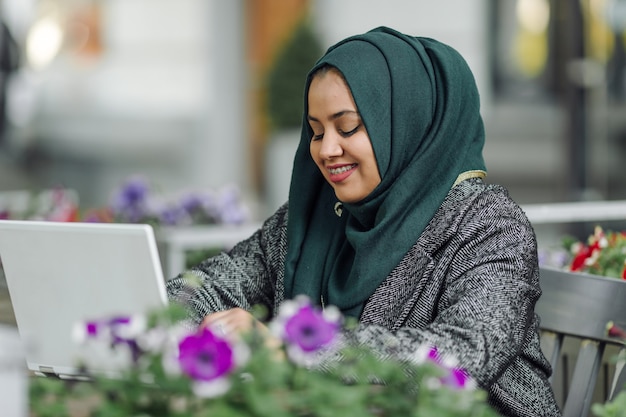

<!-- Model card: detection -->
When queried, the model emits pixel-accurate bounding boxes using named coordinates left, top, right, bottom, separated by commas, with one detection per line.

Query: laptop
left=0, top=220, right=169, bottom=379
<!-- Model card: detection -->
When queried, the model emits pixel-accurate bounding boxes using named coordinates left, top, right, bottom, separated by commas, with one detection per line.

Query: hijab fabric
left=284, top=27, right=486, bottom=317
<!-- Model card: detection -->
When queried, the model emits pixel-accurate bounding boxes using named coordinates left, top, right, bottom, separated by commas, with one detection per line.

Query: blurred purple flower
left=159, top=204, right=188, bottom=226
left=271, top=296, right=341, bottom=366
left=110, top=177, right=150, bottom=222
left=216, top=186, right=248, bottom=225
left=180, top=193, right=205, bottom=214
left=219, top=204, right=248, bottom=225
left=118, top=178, right=148, bottom=205
left=103, top=177, right=249, bottom=226
left=177, top=327, right=234, bottom=382
left=84, top=320, right=101, bottom=338
left=426, top=346, right=439, bottom=362
left=73, top=315, right=146, bottom=363
left=0, top=209, right=9, bottom=220
left=112, top=317, right=145, bottom=363
left=175, top=186, right=249, bottom=225
left=442, top=368, right=471, bottom=388
left=180, top=192, right=218, bottom=224
left=421, top=345, right=474, bottom=390
left=201, top=192, right=221, bottom=222
left=219, top=185, right=240, bottom=206
left=284, top=304, right=339, bottom=352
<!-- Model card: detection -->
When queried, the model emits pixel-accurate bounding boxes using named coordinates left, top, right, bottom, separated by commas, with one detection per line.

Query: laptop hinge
left=37, top=366, right=58, bottom=378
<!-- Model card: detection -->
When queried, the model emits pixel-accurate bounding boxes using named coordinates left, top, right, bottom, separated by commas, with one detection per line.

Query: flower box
left=28, top=297, right=500, bottom=417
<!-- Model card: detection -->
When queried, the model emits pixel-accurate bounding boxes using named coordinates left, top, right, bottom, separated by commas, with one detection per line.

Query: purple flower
left=219, top=204, right=248, bottom=225
left=219, top=185, right=240, bottom=207
left=418, top=345, right=474, bottom=390
left=73, top=314, right=147, bottom=365
left=180, top=193, right=205, bottom=214
left=177, top=327, right=234, bottom=382
left=110, top=177, right=150, bottom=222
left=200, top=192, right=221, bottom=222
left=272, top=296, right=342, bottom=365
left=284, top=304, right=339, bottom=352
left=159, top=204, right=188, bottom=226
left=119, top=178, right=149, bottom=205
left=106, top=316, right=143, bottom=363
left=84, top=320, right=101, bottom=338
left=216, top=186, right=248, bottom=224
left=0, top=209, right=10, bottom=220
left=177, top=191, right=219, bottom=224
left=74, top=315, right=144, bottom=344
left=107, top=316, right=136, bottom=344
left=426, top=346, right=439, bottom=362
left=442, top=368, right=471, bottom=388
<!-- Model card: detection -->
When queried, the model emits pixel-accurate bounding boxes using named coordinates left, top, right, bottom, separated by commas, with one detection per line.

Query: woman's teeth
left=329, top=164, right=356, bottom=175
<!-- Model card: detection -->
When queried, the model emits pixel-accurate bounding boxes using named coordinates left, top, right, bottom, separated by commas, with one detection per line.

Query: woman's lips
left=327, top=163, right=357, bottom=183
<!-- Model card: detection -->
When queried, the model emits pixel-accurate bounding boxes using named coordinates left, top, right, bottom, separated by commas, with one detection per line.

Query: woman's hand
left=201, top=308, right=282, bottom=352
left=201, top=308, right=258, bottom=337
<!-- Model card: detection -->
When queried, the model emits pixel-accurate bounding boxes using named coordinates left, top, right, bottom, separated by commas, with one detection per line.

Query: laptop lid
left=0, top=220, right=168, bottom=378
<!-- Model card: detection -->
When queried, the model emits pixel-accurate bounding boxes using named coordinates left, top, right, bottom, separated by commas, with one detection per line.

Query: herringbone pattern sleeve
left=165, top=203, right=289, bottom=324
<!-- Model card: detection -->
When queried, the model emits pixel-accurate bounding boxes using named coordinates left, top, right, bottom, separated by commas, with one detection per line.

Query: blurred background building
left=0, top=0, right=625, bottom=222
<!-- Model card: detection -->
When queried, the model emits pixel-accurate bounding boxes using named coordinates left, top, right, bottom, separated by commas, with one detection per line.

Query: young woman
left=167, top=26, right=561, bottom=416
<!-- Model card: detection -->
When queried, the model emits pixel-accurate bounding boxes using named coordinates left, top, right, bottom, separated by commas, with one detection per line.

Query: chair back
left=536, top=267, right=626, bottom=417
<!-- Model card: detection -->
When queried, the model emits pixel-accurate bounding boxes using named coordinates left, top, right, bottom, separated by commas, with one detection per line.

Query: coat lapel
left=360, top=243, right=435, bottom=330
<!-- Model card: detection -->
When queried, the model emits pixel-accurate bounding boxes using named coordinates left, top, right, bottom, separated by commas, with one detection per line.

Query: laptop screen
left=0, top=220, right=168, bottom=378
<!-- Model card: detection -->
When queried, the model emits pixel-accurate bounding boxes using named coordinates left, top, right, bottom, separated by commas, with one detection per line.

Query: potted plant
left=264, top=18, right=323, bottom=214
left=563, top=226, right=626, bottom=279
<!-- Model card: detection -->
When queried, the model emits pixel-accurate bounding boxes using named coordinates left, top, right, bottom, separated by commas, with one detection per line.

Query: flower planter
left=536, top=267, right=626, bottom=407
left=28, top=299, right=500, bottom=417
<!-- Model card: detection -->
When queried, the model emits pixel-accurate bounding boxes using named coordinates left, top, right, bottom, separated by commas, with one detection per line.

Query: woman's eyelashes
left=341, top=125, right=360, bottom=137
left=310, top=124, right=361, bottom=141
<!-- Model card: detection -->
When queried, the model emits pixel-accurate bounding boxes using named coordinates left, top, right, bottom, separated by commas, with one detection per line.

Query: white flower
left=191, top=378, right=232, bottom=398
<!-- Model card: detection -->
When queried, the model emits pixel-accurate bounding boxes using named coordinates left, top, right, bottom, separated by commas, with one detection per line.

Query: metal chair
left=536, top=267, right=626, bottom=417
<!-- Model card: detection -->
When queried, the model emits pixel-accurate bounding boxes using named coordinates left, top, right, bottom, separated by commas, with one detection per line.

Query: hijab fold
left=284, top=27, right=486, bottom=317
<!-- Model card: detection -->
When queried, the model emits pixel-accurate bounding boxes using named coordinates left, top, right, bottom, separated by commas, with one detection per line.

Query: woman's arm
left=165, top=204, right=289, bottom=325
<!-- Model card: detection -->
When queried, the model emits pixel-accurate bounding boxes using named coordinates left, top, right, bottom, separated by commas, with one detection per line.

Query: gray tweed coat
left=166, top=178, right=562, bottom=417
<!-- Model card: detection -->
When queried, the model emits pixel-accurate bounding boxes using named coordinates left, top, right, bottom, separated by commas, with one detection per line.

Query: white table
left=156, top=222, right=262, bottom=279
left=154, top=200, right=626, bottom=279
left=521, top=200, right=626, bottom=224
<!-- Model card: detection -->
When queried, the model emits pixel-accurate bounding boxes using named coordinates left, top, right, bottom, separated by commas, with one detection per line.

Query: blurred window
left=489, top=0, right=626, bottom=103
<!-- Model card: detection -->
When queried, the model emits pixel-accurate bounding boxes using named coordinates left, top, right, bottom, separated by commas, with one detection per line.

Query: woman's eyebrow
left=307, top=110, right=359, bottom=122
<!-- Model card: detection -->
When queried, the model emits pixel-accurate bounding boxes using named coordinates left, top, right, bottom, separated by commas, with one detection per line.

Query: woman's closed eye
left=340, top=125, right=361, bottom=137
left=311, top=125, right=361, bottom=142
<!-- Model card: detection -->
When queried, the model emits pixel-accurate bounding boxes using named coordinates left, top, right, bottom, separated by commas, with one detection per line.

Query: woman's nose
left=318, top=132, right=342, bottom=160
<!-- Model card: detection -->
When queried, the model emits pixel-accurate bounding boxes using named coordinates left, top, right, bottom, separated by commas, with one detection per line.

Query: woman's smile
left=327, top=163, right=358, bottom=182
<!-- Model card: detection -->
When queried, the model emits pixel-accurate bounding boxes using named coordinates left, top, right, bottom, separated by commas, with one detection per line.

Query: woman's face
left=308, top=70, right=381, bottom=203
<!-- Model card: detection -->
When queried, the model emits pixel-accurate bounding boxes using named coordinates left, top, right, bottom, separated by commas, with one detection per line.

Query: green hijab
left=283, top=27, right=486, bottom=317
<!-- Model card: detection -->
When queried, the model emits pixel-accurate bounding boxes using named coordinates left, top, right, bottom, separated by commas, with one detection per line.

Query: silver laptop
left=0, top=220, right=169, bottom=378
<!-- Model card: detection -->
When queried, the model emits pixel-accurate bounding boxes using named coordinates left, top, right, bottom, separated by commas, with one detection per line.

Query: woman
left=166, top=26, right=561, bottom=416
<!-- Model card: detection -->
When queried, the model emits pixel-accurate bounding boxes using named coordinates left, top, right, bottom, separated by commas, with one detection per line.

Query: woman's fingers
left=201, top=309, right=283, bottom=358
left=201, top=308, right=257, bottom=337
